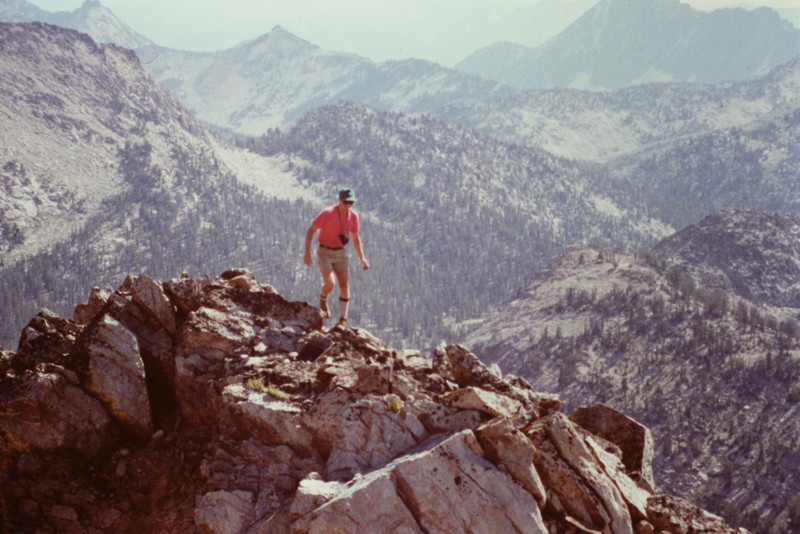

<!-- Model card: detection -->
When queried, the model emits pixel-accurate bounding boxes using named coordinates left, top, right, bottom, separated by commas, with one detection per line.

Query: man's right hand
left=303, top=252, right=312, bottom=266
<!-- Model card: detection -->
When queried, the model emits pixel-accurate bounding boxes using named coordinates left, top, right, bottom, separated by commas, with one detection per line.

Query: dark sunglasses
left=343, top=200, right=355, bottom=205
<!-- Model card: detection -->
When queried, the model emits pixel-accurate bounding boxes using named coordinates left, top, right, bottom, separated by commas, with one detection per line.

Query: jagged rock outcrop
left=0, top=270, right=748, bottom=533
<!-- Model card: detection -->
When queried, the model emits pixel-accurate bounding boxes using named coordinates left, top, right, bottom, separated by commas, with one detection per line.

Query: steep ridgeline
left=0, top=0, right=152, bottom=49
left=0, top=20, right=304, bottom=262
left=0, top=269, right=749, bottom=534
left=136, top=25, right=509, bottom=136
left=454, top=0, right=800, bottom=91
left=463, top=209, right=800, bottom=534
left=0, top=22, right=321, bottom=348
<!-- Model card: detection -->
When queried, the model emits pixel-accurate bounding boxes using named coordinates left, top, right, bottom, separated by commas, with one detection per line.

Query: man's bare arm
left=351, top=231, right=370, bottom=270
left=304, top=225, right=317, bottom=265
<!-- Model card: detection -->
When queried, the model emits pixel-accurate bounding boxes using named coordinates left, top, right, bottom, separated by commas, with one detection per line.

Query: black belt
left=319, top=244, right=344, bottom=250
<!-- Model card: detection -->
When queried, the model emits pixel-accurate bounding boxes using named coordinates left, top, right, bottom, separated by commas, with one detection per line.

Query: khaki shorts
left=317, top=246, right=349, bottom=272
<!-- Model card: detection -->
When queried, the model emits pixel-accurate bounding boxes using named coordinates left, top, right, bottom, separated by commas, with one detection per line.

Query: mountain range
left=464, top=209, right=800, bottom=533
left=1, top=3, right=799, bottom=533
left=456, top=0, right=800, bottom=90
left=0, top=21, right=672, bottom=351
left=135, top=27, right=509, bottom=136
left=2, top=0, right=798, bottom=156
left=137, top=27, right=800, bottom=162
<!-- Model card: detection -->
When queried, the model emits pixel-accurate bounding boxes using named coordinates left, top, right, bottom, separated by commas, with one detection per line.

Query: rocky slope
left=455, top=0, right=800, bottom=90
left=0, top=269, right=749, bottom=534
left=463, top=209, right=800, bottom=533
left=0, top=20, right=177, bottom=259
left=652, top=210, right=800, bottom=309
left=0, top=21, right=304, bottom=262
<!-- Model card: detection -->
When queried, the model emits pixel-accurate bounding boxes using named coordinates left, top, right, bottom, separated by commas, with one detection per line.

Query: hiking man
left=304, top=188, right=370, bottom=330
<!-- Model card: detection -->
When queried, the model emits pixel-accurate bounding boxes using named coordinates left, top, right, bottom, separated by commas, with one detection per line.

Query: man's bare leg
left=334, top=269, right=349, bottom=329
left=319, top=269, right=336, bottom=318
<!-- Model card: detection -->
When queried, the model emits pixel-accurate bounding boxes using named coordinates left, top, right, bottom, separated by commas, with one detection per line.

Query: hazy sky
left=28, top=0, right=800, bottom=66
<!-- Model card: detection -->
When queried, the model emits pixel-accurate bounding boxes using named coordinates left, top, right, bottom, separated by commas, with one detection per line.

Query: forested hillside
left=607, top=103, right=800, bottom=227
left=0, top=87, right=670, bottom=352
left=0, top=141, right=316, bottom=348
left=463, top=210, right=800, bottom=533
left=237, top=102, right=671, bottom=347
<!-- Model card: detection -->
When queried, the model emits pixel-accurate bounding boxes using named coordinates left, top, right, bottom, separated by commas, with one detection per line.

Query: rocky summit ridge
left=0, top=270, right=747, bottom=534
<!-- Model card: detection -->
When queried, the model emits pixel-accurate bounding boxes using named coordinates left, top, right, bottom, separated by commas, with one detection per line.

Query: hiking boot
left=320, top=296, right=330, bottom=318
left=332, top=317, right=348, bottom=331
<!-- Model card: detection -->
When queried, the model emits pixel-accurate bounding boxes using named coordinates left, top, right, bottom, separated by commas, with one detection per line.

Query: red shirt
left=313, top=205, right=360, bottom=248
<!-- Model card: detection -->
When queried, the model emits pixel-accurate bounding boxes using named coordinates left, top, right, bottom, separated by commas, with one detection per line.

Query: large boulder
left=294, top=430, right=548, bottom=534
left=475, top=416, right=547, bottom=506
left=13, top=309, right=81, bottom=371
left=325, top=394, right=428, bottom=480
left=125, top=273, right=177, bottom=335
left=444, top=386, right=523, bottom=418
left=390, top=430, right=547, bottom=534
left=180, top=307, right=257, bottom=355
left=105, top=277, right=176, bottom=383
left=528, top=413, right=634, bottom=534
left=81, top=314, right=153, bottom=439
left=570, top=403, right=655, bottom=490
left=0, top=368, right=113, bottom=455
left=221, top=383, right=316, bottom=457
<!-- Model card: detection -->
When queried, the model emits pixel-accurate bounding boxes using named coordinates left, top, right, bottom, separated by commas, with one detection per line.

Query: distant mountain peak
left=455, top=0, right=799, bottom=90
left=240, top=24, right=318, bottom=53
left=0, top=0, right=153, bottom=49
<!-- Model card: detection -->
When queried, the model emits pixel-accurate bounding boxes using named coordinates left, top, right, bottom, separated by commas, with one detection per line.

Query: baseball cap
left=339, top=188, right=357, bottom=202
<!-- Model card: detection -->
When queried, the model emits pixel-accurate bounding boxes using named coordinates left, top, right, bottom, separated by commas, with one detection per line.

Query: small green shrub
left=385, top=396, right=404, bottom=413
left=245, top=377, right=289, bottom=400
